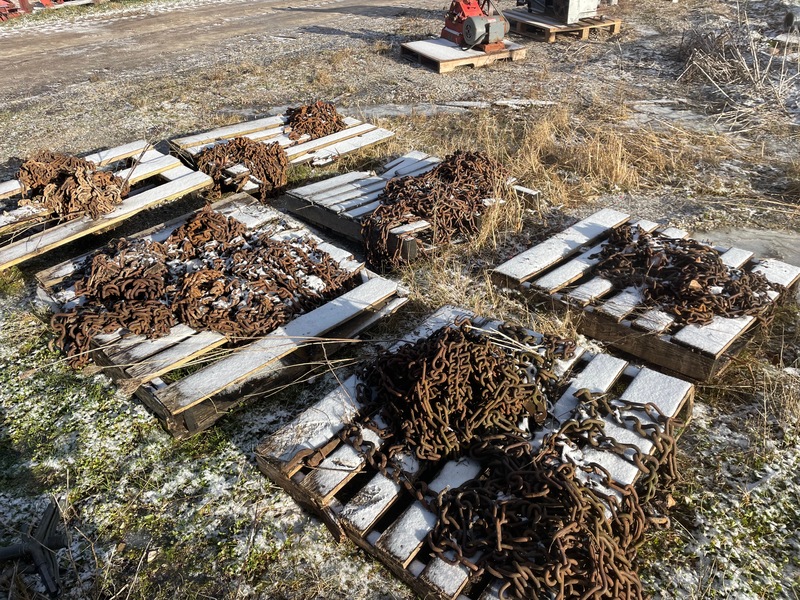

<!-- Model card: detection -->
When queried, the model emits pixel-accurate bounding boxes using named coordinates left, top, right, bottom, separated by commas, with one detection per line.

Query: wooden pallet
left=284, top=151, right=539, bottom=261
left=0, top=141, right=212, bottom=272
left=400, top=39, right=527, bottom=74
left=168, top=113, right=395, bottom=192
left=492, top=209, right=800, bottom=381
left=36, top=192, right=408, bottom=439
left=255, top=306, right=694, bottom=600
left=503, top=8, right=620, bottom=42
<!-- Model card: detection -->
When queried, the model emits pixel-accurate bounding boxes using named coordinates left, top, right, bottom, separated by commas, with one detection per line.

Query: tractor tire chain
left=361, top=151, right=510, bottom=269
left=17, top=150, right=129, bottom=221
left=595, top=224, right=781, bottom=326
left=286, top=101, right=347, bottom=141
left=51, top=206, right=358, bottom=367
left=195, top=137, right=288, bottom=204
left=304, top=324, right=682, bottom=600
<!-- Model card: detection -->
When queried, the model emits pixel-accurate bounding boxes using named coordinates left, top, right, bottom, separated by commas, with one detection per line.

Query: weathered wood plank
left=158, top=277, right=398, bottom=414
left=124, top=330, right=228, bottom=383
left=492, top=209, right=630, bottom=285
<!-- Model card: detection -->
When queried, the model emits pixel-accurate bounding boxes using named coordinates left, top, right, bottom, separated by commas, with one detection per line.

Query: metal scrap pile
left=17, top=150, right=129, bottom=221
left=355, top=322, right=574, bottom=461
left=332, top=321, right=679, bottom=600
left=361, top=151, right=510, bottom=269
left=51, top=206, right=358, bottom=367
left=195, top=137, right=288, bottom=203
left=595, top=224, right=780, bottom=325
left=286, top=101, right=346, bottom=141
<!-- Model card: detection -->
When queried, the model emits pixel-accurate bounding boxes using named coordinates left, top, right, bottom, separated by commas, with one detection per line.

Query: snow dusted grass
left=0, top=284, right=411, bottom=599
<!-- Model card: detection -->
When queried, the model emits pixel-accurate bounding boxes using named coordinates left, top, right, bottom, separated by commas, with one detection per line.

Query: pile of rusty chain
left=350, top=321, right=575, bottom=462
left=427, top=429, right=649, bottom=600
left=51, top=206, right=358, bottom=367
left=361, top=151, right=510, bottom=269
left=195, top=137, right=288, bottom=203
left=286, top=101, right=346, bottom=141
left=595, top=224, right=779, bottom=325
left=316, top=321, right=681, bottom=600
left=17, top=150, right=129, bottom=221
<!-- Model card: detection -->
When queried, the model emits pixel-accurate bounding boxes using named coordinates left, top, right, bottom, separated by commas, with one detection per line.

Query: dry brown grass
left=378, top=105, right=735, bottom=208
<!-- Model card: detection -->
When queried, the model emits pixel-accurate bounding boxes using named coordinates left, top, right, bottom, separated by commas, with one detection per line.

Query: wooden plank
left=170, top=116, right=288, bottom=149
left=753, top=258, right=800, bottom=288
left=291, top=171, right=374, bottom=200
left=285, top=123, right=377, bottom=160
left=339, top=452, right=421, bottom=536
left=158, top=277, right=399, bottom=414
left=300, top=128, right=396, bottom=166
left=0, top=171, right=211, bottom=271
left=376, top=458, right=482, bottom=567
left=550, top=352, right=628, bottom=425
left=301, top=425, right=384, bottom=502
left=258, top=375, right=362, bottom=472
left=597, top=287, right=642, bottom=321
left=531, top=219, right=659, bottom=293
left=104, top=324, right=196, bottom=364
left=0, top=179, right=23, bottom=200
left=84, top=140, right=151, bottom=166
left=492, top=209, right=630, bottom=285
left=124, top=330, right=228, bottom=383
left=116, top=153, right=183, bottom=184
left=672, top=314, right=755, bottom=357
left=567, top=275, right=614, bottom=305
left=580, top=367, right=694, bottom=488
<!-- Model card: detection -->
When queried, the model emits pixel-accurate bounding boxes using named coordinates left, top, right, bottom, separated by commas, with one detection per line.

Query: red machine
left=1, top=0, right=64, bottom=21
left=441, top=0, right=510, bottom=52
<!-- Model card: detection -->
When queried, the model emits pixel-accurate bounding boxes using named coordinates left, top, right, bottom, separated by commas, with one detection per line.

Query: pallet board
left=0, top=141, right=212, bottom=272
left=285, top=151, right=539, bottom=261
left=492, top=209, right=800, bottom=381
left=36, top=192, right=408, bottom=439
left=504, top=8, right=621, bottom=42
left=168, top=113, right=395, bottom=192
left=256, top=306, right=694, bottom=600
left=400, top=39, right=527, bottom=73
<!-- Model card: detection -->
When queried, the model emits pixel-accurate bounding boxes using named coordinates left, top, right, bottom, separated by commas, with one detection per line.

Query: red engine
left=441, top=0, right=509, bottom=52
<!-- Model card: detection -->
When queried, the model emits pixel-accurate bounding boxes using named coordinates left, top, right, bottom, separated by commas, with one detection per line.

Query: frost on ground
left=0, top=287, right=413, bottom=599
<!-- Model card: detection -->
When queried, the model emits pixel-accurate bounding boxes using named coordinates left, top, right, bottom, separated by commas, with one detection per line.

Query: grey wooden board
left=158, top=277, right=400, bottom=414
left=493, top=209, right=631, bottom=284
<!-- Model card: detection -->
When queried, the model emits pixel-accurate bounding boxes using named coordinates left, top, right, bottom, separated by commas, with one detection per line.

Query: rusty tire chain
left=286, top=101, right=347, bottom=141
left=195, top=137, right=288, bottom=204
left=51, top=206, right=358, bottom=367
left=595, top=224, right=781, bottom=326
left=361, top=151, right=510, bottom=269
left=17, top=150, right=129, bottom=221
left=304, top=322, right=681, bottom=600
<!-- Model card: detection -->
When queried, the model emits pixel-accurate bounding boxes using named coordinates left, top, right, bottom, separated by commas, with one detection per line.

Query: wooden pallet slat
left=256, top=307, right=695, bottom=600
left=497, top=210, right=800, bottom=380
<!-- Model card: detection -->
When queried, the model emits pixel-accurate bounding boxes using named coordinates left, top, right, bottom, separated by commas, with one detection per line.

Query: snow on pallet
left=36, top=192, right=408, bottom=439
left=492, top=209, right=800, bottom=381
left=255, top=306, right=693, bottom=600
left=284, top=151, right=539, bottom=261
left=168, top=113, right=394, bottom=191
left=400, top=38, right=527, bottom=74
left=503, top=8, right=621, bottom=43
left=0, top=140, right=212, bottom=272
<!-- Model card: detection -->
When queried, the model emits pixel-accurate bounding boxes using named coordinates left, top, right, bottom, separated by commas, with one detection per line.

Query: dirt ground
left=1, top=0, right=800, bottom=597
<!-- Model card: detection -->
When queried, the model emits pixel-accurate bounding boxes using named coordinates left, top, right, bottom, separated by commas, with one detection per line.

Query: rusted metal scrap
left=195, top=137, right=288, bottom=203
left=51, top=206, right=358, bottom=367
left=595, top=224, right=780, bottom=325
left=353, top=321, right=574, bottom=462
left=316, top=321, right=682, bottom=600
left=17, top=150, right=129, bottom=221
left=361, top=150, right=510, bottom=269
left=286, top=101, right=346, bottom=141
